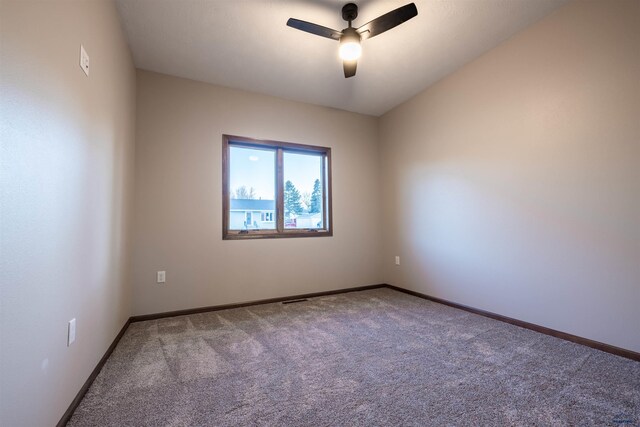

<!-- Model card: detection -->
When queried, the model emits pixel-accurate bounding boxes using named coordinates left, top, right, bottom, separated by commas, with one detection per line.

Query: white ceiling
left=116, top=0, right=567, bottom=116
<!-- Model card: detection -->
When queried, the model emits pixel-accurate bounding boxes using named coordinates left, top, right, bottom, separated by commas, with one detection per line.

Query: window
left=223, top=135, right=332, bottom=239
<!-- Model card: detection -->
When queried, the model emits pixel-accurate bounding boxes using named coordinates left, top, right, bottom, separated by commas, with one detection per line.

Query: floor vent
left=282, top=298, right=309, bottom=305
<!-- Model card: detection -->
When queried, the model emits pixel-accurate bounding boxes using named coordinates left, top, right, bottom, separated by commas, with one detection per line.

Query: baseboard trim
left=130, top=284, right=387, bottom=322
left=385, top=284, right=640, bottom=362
left=56, top=317, right=132, bottom=427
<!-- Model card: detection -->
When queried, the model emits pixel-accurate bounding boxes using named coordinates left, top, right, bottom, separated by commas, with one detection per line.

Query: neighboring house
left=289, top=213, right=323, bottom=229
left=230, top=199, right=322, bottom=229
left=230, top=199, right=275, bottom=229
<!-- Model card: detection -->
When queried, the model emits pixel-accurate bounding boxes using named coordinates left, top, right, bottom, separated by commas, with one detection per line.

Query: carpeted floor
left=67, top=288, right=640, bottom=426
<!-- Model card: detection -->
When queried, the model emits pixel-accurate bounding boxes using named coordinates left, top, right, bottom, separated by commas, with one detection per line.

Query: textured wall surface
left=379, top=0, right=640, bottom=352
left=0, top=1, right=136, bottom=424
left=132, top=70, right=382, bottom=315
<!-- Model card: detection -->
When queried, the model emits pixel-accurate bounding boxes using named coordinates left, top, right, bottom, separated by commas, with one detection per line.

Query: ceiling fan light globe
left=339, top=41, right=362, bottom=61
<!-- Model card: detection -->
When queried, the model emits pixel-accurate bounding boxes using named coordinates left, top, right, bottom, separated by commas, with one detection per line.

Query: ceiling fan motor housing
left=341, top=27, right=360, bottom=42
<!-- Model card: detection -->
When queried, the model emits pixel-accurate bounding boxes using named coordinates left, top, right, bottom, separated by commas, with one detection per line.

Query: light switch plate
left=79, top=45, right=90, bottom=76
left=68, top=318, right=76, bottom=346
left=157, top=271, right=166, bottom=283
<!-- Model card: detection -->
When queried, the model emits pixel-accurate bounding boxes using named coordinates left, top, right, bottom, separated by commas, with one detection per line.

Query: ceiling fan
left=287, top=2, right=418, bottom=78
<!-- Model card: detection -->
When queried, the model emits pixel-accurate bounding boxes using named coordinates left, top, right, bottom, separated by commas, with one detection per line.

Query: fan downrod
left=342, top=3, right=358, bottom=25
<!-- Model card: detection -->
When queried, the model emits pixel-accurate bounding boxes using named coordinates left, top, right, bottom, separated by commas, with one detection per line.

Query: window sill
left=223, top=229, right=333, bottom=240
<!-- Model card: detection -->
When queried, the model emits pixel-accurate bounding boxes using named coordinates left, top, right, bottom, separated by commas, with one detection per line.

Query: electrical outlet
left=395, top=256, right=400, bottom=265
left=68, top=318, right=76, bottom=346
left=157, top=271, right=166, bottom=283
left=79, top=44, right=90, bottom=76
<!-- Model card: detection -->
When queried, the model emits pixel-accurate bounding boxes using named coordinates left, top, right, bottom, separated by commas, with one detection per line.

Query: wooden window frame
left=222, top=135, right=333, bottom=240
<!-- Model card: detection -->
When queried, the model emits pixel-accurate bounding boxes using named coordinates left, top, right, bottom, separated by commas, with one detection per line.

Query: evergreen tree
left=309, top=179, right=322, bottom=214
left=284, top=180, right=304, bottom=216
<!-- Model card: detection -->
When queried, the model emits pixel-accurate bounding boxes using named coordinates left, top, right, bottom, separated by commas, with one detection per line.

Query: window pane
left=229, top=146, right=276, bottom=230
left=283, top=152, right=324, bottom=229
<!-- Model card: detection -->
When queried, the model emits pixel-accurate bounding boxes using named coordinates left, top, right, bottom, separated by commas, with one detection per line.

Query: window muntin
left=223, top=135, right=332, bottom=239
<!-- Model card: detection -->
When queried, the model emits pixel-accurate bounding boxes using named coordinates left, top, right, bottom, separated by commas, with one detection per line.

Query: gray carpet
left=67, top=288, right=640, bottom=426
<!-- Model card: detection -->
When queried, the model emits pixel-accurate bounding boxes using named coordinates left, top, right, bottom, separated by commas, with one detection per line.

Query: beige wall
left=380, top=0, right=640, bottom=352
left=132, top=70, right=381, bottom=315
left=0, top=1, right=136, bottom=425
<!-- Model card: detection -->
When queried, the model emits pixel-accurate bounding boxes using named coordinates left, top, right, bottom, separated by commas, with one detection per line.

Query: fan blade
left=343, top=60, right=357, bottom=78
left=356, top=3, right=418, bottom=41
left=286, top=18, right=342, bottom=41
